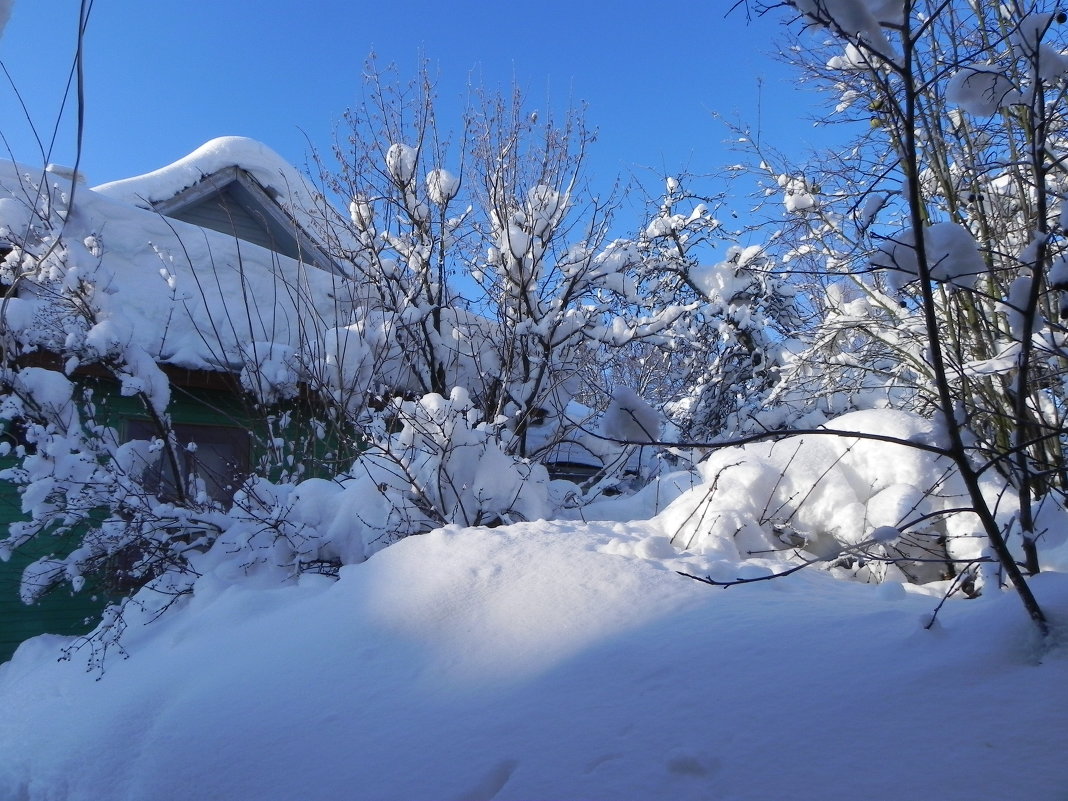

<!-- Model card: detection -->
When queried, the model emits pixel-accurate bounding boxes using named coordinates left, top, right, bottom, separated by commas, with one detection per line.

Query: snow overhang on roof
left=94, top=137, right=339, bottom=274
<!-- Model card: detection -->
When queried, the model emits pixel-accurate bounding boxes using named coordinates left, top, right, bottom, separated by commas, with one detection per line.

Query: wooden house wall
left=0, top=382, right=254, bottom=664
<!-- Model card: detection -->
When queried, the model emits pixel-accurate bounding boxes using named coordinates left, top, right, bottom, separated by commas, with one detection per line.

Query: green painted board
left=0, top=379, right=255, bottom=663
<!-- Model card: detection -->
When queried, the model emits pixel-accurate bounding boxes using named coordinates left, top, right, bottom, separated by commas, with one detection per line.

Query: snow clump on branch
left=385, top=143, right=418, bottom=184
left=792, top=0, right=904, bottom=57
left=945, top=67, right=1021, bottom=116
left=871, top=222, right=986, bottom=292
left=426, top=168, right=460, bottom=206
left=602, top=387, right=661, bottom=444
left=779, top=175, right=816, bottom=213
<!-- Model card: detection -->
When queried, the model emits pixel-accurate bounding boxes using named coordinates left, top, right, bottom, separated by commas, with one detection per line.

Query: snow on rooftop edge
left=92, top=136, right=315, bottom=209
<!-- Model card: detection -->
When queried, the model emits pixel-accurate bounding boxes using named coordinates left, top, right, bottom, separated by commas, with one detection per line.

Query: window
left=125, top=420, right=250, bottom=507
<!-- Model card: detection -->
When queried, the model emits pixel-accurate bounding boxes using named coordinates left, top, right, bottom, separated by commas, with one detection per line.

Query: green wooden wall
left=0, top=380, right=255, bottom=664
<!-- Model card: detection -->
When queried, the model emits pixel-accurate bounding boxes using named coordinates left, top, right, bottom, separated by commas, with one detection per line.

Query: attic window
left=151, top=168, right=337, bottom=272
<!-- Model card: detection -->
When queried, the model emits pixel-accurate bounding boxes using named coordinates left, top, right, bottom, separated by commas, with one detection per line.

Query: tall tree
left=743, top=0, right=1068, bottom=633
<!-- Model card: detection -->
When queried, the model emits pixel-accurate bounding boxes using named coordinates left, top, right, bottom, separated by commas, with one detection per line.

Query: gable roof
left=93, top=137, right=339, bottom=274
left=93, top=136, right=312, bottom=208
left=154, top=166, right=339, bottom=274
left=0, top=140, right=352, bottom=377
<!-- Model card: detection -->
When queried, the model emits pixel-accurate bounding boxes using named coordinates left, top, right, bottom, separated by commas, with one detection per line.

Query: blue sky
left=0, top=1, right=834, bottom=202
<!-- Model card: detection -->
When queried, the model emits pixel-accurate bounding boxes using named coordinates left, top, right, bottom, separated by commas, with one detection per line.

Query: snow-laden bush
left=0, top=362, right=229, bottom=616
left=660, top=410, right=988, bottom=585
left=149, top=389, right=548, bottom=581
left=355, top=388, right=551, bottom=532
left=630, top=181, right=802, bottom=441
left=318, top=64, right=698, bottom=463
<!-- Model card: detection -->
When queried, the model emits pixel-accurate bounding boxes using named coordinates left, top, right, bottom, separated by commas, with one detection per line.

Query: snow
left=1, top=404, right=1066, bottom=800
left=239, top=341, right=300, bottom=404
left=0, top=155, right=347, bottom=373
left=872, top=221, right=986, bottom=291
left=827, top=42, right=880, bottom=70
left=385, top=142, right=418, bottom=185
left=870, top=524, right=902, bottom=543
left=602, top=386, right=660, bottom=443
left=779, top=174, right=816, bottom=213
left=0, top=517, right=1065, bottom=801
left=1011, top=12, right=1056, bottom=55
left=946, top=67, right=1021, bottom=116
left=655, top=409, right=981, bottom=582
left=426, top=168, right=460, bottom=205
left=793, top=0, right=903, bottom=58
left=93, top=136, right=315, bottom=212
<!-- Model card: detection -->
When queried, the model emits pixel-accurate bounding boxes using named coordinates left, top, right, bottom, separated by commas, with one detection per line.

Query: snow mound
left=654, top=409, right=984, bottom=584
left=1, top=519, right=1065, bottom=801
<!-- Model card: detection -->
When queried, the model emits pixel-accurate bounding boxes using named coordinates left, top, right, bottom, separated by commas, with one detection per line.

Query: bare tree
left=311, top=60, right=696, bottom=473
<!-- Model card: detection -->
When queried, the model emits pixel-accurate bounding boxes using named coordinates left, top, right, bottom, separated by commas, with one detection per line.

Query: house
left=0, top=138, right=348, bottom=662
left=93, top=137, right=339, bottom=275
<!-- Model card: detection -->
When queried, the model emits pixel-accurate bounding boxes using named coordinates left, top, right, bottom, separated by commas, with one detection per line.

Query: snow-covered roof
left=93, top=137, right=337, bottom=274
left=0, top=142, right=355, bottom=377
left=94, top=137, right=313, bottom=210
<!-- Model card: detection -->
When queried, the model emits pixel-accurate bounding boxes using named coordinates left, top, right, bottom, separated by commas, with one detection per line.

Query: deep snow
left=1, top=518, right=1065, bottom=801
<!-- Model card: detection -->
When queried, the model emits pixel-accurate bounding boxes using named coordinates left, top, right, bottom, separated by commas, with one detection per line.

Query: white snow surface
left=92, top=136, right=316, bottom=211
left=1, top=513, right=1066, bottom=800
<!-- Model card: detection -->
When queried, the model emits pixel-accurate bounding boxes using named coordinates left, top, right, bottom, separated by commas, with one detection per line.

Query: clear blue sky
left=0, top=1, right=833, bottom=201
